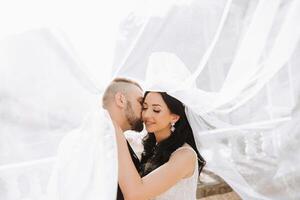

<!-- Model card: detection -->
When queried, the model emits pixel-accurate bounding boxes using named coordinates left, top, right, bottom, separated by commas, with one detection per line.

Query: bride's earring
left=171, top=122, right=175, bottom=133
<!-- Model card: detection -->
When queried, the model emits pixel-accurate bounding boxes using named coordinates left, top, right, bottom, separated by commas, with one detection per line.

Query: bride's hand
left=112, top=120, right=123, bottom=135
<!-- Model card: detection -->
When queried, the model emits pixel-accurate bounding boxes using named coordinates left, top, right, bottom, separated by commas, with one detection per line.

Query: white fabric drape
left=0, top=29, right=117, bottom=200
left=114, top=0, right=300, bottom=199
left=1, top=0, right=300, bottom=199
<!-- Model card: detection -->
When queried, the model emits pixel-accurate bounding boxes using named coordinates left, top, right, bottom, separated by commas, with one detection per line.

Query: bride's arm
left=114, top=123, right=196, bottom=200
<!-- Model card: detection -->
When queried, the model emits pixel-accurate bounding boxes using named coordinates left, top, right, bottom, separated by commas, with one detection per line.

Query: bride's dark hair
left=139, top=92, right=206, bottom=177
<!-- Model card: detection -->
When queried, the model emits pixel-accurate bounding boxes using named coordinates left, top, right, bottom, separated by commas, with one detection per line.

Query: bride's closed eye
left=142, top=106, right=160, bottom=113
left=153, top=109, right=161, bottom=113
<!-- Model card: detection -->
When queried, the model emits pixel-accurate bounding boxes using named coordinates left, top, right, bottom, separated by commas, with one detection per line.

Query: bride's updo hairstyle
left=140, top=92, right=205, bottom=177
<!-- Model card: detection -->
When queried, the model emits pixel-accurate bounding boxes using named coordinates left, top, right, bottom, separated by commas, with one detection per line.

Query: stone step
left=198, top=191, right=241, bottom=200
left=197, top=169, right=241, bottom=199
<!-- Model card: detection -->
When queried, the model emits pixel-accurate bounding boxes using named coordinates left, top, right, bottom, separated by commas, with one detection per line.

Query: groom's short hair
left=102, top=77, right=142, bottom=108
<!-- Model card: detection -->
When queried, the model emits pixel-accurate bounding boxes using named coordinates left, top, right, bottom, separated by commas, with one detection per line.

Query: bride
left=113, top=91, right=205, bottom=200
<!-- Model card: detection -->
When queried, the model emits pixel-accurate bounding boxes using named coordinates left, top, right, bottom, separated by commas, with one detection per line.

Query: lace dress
left=152, top=145, right=199, bottom=200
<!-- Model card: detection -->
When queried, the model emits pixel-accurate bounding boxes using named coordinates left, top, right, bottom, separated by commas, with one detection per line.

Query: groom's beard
left=125, top=102, right=144, bottom=132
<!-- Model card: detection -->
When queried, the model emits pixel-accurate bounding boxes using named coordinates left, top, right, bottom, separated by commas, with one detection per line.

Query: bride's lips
left=145, top=122, right=155, bottom=126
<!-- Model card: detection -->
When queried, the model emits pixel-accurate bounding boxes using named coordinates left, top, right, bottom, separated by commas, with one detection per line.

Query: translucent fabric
left=0, top=0, right=300, bottom=200
left=0, top=29, right=117, bottom=200
left=46, top=109, right=118, bottom=200
left=113, top=0, right=300, bottom=199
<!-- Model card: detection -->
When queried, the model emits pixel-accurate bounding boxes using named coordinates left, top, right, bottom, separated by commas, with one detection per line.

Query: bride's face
left=142, top=92, right=174, bottom=133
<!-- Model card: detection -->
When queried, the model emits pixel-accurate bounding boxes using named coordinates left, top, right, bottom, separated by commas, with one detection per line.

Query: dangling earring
left=171, top=122, right=175, bottom=133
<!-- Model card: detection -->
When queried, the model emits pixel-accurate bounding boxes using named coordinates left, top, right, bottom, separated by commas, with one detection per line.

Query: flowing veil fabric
left=46, top=109, right=118, bottom=200
left=1, top=0, right=300, bottom=199
left=113, top=0, right=300, bottom=199
left=0, top=29, right=118, bottom=200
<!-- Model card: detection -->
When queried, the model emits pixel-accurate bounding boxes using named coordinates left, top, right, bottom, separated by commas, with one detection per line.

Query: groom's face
left=124, top=86, right=144, bottom=132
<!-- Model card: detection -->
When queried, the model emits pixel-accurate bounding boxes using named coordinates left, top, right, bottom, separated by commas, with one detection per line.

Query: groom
left=46, top=77, right=144, bottom=200
left=102, top=77, right=144, bottom=200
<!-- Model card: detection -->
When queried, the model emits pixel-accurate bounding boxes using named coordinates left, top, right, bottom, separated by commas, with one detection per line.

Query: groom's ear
left=115, top=92, right=127, bottom=108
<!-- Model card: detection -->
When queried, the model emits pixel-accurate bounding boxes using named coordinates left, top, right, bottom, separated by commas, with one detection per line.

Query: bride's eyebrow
left=151, top=104, right=161, bottom=107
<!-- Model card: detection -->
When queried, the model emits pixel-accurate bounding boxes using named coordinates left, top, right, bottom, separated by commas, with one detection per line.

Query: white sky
left=0, top=0, right=139, bottom=86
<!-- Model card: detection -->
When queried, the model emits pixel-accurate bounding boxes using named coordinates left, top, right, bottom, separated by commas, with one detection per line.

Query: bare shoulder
left=168, top=145, right=197, bottom=177
left=170, top=145, right=197, bottom=162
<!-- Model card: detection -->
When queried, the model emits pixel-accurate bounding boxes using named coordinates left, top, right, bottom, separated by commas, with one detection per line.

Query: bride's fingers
left=112, top=120, right=124, bottom=133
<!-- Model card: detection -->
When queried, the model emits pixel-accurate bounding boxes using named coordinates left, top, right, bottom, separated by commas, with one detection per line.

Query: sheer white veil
left=0, top=29, right=118, bottom=200
left=113, top=0, right=300, bottom=199
left=1, top=0, right=300, bottom=199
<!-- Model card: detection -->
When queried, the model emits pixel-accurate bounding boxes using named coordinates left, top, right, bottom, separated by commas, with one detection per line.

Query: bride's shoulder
left=174, top=144, right=196, bottom=154
left=169, top=144, right=197, bottom=178
left=170, top=144, right=197, bottom=163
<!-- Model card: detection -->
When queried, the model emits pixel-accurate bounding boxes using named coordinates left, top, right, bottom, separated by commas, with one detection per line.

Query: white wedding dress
left=152, top=145, right=199, bottom=200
